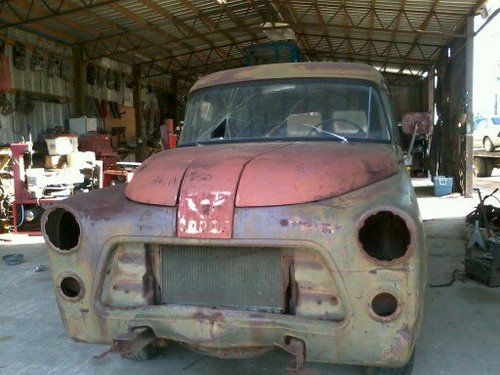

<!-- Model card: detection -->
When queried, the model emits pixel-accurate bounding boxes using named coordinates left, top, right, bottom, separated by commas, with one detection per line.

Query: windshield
left=492, top=117, right=500, bottom=126
left=179, top=80, right=392, bottom=145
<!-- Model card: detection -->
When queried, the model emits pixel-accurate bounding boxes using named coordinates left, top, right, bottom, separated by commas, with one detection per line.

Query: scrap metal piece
left=277, top=337, right=305, bottom=371
left=468, top=220, right=486, bottom=249
left=113, top=327, right=157, bottom=359
left=95, top=327, right=157, bottom=360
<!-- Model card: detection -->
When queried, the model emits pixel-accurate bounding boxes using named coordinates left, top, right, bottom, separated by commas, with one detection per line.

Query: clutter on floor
left=465, top=188, right=500, bottom=287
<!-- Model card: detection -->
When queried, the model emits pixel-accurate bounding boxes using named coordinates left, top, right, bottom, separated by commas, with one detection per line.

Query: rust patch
left=280, top=218, right=335, bottom=234
left=294, top=260, right=324, bottom=271
left=297, top=292, right=339, bottom=306
left=384, top=325, right=413, bottom=364
left=112, top=282, right=144, bottom=294
left=193, top=311, right=225, bottom=326
left=118, top=252, right=144, bottom=264
left=396, top=324, right=413, bottom=343
left=277, top=337, right=305, bottom=372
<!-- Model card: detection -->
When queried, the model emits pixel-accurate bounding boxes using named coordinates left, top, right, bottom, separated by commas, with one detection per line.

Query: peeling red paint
left=177, top=143, right=282, bottom=238
left=236, top=142, right=398, bottom=207
left=127, top=142, right=397, bottom=212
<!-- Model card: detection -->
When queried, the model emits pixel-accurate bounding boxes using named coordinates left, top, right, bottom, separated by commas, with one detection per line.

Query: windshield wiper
left=298, top=124, right=348, bottom=143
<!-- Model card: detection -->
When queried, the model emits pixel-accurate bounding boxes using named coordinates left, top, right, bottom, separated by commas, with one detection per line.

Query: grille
left=161, top=245, right=284, bottom=313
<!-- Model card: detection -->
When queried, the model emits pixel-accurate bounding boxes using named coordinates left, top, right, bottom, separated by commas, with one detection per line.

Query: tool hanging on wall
left=106, top=69, right=115, bottom=90
left=15, top=94, right=35, bottom=115
left=0, top=92, right=13, bottom=116
left=13, top=42, right=27, bottom=70
left=60, top=62, right=72, bottom=82
left=94, top=99, right=109, bottom=129
left=0, top=40, right=11, bottom=92
left=84, top=96, right=98, bottom=117
left=46, top=54, right=61, bottom=78
left=30, top=47, right=45, bottom=71
left=108, top=101, right=122, bottom=119
left=97, top=67, right=106, bottom=87
left=87, top=64, right=96, bottom=85
left=114, top=72, right=122, bottom=91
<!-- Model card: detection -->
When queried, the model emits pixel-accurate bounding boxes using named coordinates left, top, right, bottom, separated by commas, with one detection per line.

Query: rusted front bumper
left=42, top=171, right=426, bottom=367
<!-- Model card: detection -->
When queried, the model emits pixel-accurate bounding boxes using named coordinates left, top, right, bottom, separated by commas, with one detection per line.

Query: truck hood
left=125, top=141, right=398, bottom=238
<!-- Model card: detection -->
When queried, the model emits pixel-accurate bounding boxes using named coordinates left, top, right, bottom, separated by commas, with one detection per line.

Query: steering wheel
left=298, top=117, right=365, bottom=136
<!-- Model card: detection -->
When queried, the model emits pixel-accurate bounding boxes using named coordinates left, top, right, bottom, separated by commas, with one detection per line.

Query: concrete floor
left=1, top=180, right=500, bottom=374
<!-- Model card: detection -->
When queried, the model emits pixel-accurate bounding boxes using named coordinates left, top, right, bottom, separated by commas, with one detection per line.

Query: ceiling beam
left=0, top=14, right=75, bottom=45
left=381, top=0, right=406, bottom=71
left=268, top=20, right=464, bottom=39
left=216, top=0, right=258, bottom=40
left=140, top=38, right=266, bottom=78
left=15, top=0, right=101, bottom=39
left=298, top=32, right=443, bottom=48
left=0, top=0, right=124, bottom=30
left=399, top=0, right=441, bottom=73
left=141, top=36, right=266, bottom=66
left=304, top=49, right=431, bottom=67
left=270, top=0, right=313, bottom=60
left=313, top=1, right=335, bottom=57
left=79, top=18, right=448, bottom=64
left=109, top=2, right=199, bottom=57
left=139, top=0, right=221, bottom=52
left=149, top=57, right=246, bottom=79
left=155, top=50, right=429, bottom=80
left=367, top=0, right=377, bottom=64
left=177, top=0, right=244, bottom=55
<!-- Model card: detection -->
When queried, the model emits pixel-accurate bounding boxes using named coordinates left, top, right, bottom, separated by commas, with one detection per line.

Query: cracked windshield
left=180, top=81, right=392, bottom=145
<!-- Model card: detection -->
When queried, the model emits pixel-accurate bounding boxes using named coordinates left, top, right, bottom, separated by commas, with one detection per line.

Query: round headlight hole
left=60, top=276, right=82, bottom=299
left=359, top=211, right=411, bottom=262
left=372, top=292, right=398, bottom=318
left=45, top=208, right=80, bottom=251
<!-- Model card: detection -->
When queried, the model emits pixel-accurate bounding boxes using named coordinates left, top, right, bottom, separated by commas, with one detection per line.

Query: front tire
left=474, top=157, right=488, bottom=177
left=484, top=137, right=495, bottom=152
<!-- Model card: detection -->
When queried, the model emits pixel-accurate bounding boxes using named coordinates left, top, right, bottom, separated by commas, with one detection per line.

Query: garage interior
left=1, top=0, right=500, bottom=374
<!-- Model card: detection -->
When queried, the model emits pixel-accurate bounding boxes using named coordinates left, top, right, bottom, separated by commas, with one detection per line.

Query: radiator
left=161, top=245, right=284, bottom=313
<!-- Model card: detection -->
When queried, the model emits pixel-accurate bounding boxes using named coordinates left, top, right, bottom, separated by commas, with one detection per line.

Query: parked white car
left=473, top=117, right=500, bottom=152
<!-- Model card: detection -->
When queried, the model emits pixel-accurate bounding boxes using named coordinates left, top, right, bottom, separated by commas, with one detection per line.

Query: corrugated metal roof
left=0, top=0, right=488, bottom=79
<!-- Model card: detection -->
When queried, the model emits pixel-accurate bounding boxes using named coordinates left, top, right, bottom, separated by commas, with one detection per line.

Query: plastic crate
left=433, top=176, right=453, bottom=196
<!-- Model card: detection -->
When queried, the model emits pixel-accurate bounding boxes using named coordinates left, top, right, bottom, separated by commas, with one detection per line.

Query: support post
left=132, top=65, right=143, bottom=139
left=171, top=74, right=179, bottom=126
left=464, top=15, right=474, bottom=198
left=427, top=67, right=435, bottom=122
left=72, top=46, right=85, bottom=117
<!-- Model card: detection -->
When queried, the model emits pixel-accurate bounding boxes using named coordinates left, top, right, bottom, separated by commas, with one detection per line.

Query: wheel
left=365, top=352, right=415, bottom=375
left=474, top=158, right=488, bottom=177
left=486, top=161, right=494, bottom=177
left=484, top=137, right=495, bottom=152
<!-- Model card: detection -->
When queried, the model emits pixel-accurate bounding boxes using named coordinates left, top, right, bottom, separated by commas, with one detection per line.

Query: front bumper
left=42, top=172, right=426, bottom=367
